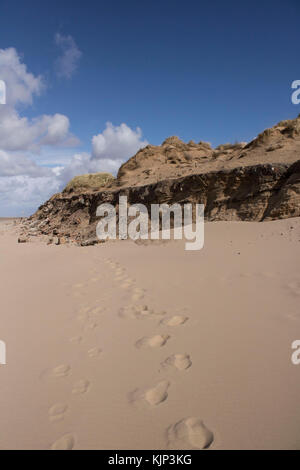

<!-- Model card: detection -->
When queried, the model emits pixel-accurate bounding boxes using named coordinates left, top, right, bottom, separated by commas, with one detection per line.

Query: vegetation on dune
left=63, top=173, right=115, bottom=193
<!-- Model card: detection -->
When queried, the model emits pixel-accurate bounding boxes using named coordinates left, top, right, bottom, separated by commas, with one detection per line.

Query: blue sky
left=0, top=0, right=300, bottom=216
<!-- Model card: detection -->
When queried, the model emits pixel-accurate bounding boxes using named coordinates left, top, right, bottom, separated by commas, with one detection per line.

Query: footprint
left=88, top=347, right=102, bottom=358
left=84, top=321, right=99, bottom=330
left=91, top=306, right=104, bottom=315
left=115, top=268, right=125, bottom=276
left=286, top=312, right=300, bottom=322
left=73, top=291, right=84, bottom=298
left=109, top=262, right=118, bottom=269
left=119, top=304, right=153, bottom=320
left=51, top=433, right=75, bottom=450
left=121, top=280, right=135, bottom=289
left=130, top=380, right=170, bottom=406
left=72, top=283, right=85, bottom=289
left=120, top=304, right=167, bottom=321
left=121, top=283, right=131, bottom=289
left=69, top=336, right=83, bottom=344
left=39, top=364, right=72, bottom=383
left=161, top=315, right=189, bottom=327
left=260, top=271, right=276, bottom=279
left=162, top=354, right=192, bottom=371
left=77, top=313, right=87, bottom=322
left=167, top=418, right=214, bottom=450
left=131, top=288, right=145, bottom=301
left=133, top=287, right=144, bottom=294
left=145, top=380, right=170, bottom=406
left=286, top=280, right=300, bottom=296
left=78, top=306, right=103, bottom=324
left=131, top=295, right=144, bottom=302
left=85, top=306, right=103, bottom=318
left=72, top=379, right=90, bottom=395
left=52, top=365, right=71, bottom=378
left=135, top=305, right=154, bottom=318
left=49, top=403, right=68, bottom=422
left=78, top=305, right=90, bottom=313
left=135, top=335, right=170, bottom=349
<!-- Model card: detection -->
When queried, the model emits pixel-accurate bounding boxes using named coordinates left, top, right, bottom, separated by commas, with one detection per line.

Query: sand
left=0, top=217, right=300, bottom=450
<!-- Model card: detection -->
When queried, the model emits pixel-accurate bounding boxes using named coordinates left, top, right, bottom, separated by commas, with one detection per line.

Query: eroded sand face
left=0, top=218, right=300, bottom=449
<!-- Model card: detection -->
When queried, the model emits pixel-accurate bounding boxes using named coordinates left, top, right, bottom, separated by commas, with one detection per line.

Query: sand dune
left=0, top=217, right=300, bottom=449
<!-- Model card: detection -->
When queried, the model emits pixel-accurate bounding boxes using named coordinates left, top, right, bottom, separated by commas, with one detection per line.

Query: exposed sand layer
left=117, top=117, right=300, bottom=187
left=21, top=116, right=300, bottom=245
left=0, top=217, right=300, bottom=450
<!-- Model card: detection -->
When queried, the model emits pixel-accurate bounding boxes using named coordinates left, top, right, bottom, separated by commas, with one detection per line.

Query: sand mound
left=18, top=115, right=300, bottom=243
left=63, top=173, right=115, bottom=194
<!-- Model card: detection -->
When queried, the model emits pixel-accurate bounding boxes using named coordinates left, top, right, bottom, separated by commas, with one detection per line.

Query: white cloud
left=0, top=174, right=61, bottom=216
left=0, top=47, right=79, bottom=152
left=39, top=113, right=80, bottom=147
left=0, top=79, right=6, bottom=104
left=55, top=33, right=82, bottom=79
left=0, top=47, right=43, bottom=106
left=0, top=49, right=148, bottom=216
left=92, top=122, right=148, bottom=160
left=0, top=121, right=148, bottom=215
left=0, top=151, right=117, bottom=216
left=57, top=122, right=148, bottom=189
left=0, top=150, right=52, bottom=178
left=40, top=114, right=70, bottom=145
left=0, top=46, right=82, bottom=215
left=57, top=152, right=124, bottom=186
left=0, top=107, right=79, bottom=152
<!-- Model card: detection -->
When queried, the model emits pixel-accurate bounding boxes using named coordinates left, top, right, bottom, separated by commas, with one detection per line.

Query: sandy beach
left=0, top=217, right=299, bottom=450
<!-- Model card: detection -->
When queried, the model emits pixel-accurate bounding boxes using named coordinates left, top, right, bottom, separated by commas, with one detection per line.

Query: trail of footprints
left=47, top=256, right=214, bottom=450
left=43, top=276, right=106, bottom=450
left=107, top=258, right=214, bottom=449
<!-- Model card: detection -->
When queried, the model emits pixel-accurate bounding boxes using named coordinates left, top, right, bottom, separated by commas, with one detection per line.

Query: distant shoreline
left=0, top=217, right=21, bottom=223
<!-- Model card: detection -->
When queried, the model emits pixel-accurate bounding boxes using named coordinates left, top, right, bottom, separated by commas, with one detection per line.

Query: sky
left=0, top=0, right=300, bottom=216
